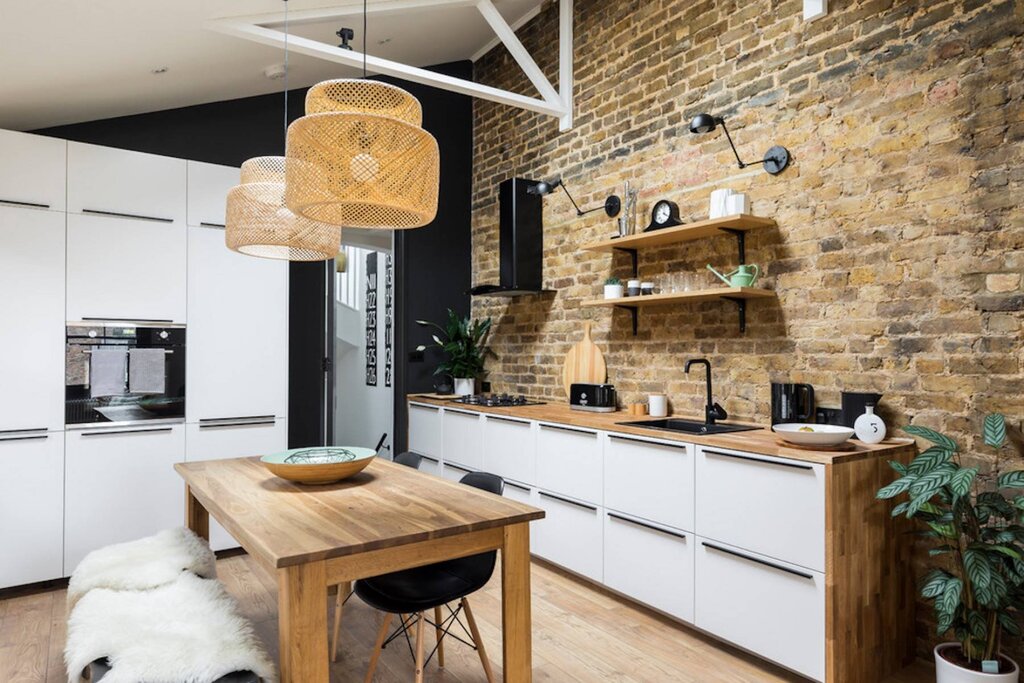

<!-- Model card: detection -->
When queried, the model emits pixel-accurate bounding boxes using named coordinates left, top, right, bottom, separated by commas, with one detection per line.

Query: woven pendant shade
left=225, top=156, right=341, bottom=261
left=285, top=79, right=440, bottom=229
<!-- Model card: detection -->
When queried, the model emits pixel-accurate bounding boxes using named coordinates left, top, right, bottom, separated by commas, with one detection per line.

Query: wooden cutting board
left=561, top=321, right=607, bottom=397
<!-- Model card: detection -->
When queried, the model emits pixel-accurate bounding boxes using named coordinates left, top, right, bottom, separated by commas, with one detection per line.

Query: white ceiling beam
left=475, top=0, right=562, bottom=108
left=246, top=0, right=479, bottom=28
left=804, top=0, right=828, bottom=21
left=558, top=0, right=573, bottom=131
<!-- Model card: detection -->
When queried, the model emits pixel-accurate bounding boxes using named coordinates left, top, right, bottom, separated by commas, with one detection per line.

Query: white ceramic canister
left=649, top=393, right=668, bottom=418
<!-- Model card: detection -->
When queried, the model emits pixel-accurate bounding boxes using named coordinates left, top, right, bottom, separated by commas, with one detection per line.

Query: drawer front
left=533, top=489, right=602, bottom=582
left=441, top=460, right=475, bottom=483
left=68, top=142, right=186, bottom=223
left=696, top=446, right=825, bottom=571
left=418, top=452, right=442, bottom=478
left=535, top=423, right=602, bottom=504
left=482, top=415, right=534, bottom=485
left=604, top=434, right=693, bottom=531
left=603, top=511, right=693, bottom=622
left=441, top=409, right=483, bottom=469
left=695, top=538, right=825, bottom=681
left=502, top=480, right=538, bottom=554
left=408, top=402, right=442, bottom=457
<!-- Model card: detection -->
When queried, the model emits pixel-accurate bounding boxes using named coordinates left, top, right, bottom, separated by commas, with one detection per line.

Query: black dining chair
left=357, top=472, right=503, bottom=683
left=392, top=451, right=424, bottom=469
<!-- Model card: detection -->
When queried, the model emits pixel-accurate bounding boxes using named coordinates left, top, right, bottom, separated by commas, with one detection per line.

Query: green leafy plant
left=605, top=276, right=622, bottom=285
left=416, top=310, right=493, bottom=379
left=877, top=414, right=1024, bottom=668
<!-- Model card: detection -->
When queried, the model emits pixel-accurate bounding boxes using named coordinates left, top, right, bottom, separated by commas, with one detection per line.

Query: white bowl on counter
left=773, top=423, right=855, bottom=447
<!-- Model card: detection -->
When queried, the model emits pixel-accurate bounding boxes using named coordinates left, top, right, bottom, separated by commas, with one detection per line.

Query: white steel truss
left=207, top=0, right=575, bottom=130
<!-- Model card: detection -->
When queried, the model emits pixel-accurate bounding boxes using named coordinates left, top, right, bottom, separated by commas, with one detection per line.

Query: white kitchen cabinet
left=408, top=402, right=442, bottom=458
left=482, top=415, right=534, bottom=485
left=0, top=433, right=64, bottom=588
left=535, top=423, right=602, bottom=504
left=604, top=434, right=693, bottom=532
left=66, top=213, right=187, bottom=323
left=441, top=408, right=483, bottom=469
left=186, top=225, right=288, bottom=421
left=0, top=129, right=66, bottom=211
left=0, top=206, right=66, bottom=432
left=185, top=419, right=287, bottom=551
left=418, top=452, right=442, bottom=478
left=696, top=445, right=825, bottom=572
left=603, top=511, right=693, bottom=622
left=695, top=538, right=825, bottom=681
left=533, top=489, right=603, bottom=582
left=503, top=480, right=538, bottom=553
left=187, top=161, right=237, bottom=228
left=64, top=424, right=186, bottom=572
left=441, top=460, right=475, bottom=483
left=67, top=142, right=186, bottom=223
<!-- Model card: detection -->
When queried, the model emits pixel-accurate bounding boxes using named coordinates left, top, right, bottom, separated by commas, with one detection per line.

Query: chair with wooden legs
left=353, top=472, right=503, bottom=683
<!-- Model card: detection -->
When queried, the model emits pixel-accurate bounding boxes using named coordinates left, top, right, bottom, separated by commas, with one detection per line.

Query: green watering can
left=707, top=263, right=761, bottom=287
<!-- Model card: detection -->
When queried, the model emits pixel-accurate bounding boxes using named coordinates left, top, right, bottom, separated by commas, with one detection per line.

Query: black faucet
left=685, top=358, right=728, bottom=425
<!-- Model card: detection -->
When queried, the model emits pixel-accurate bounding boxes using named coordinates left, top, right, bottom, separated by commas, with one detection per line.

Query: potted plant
left=877, top=413, right=1024, bottom=682
left=604, top=276, right=624, bottom=299
left=416, top=310, right=493, bottom=396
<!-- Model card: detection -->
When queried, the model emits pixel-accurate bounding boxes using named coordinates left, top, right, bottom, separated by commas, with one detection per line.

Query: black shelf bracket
left=613, top=247, right=639, bottom=278
left=614, top=305, right=639, bottom=335
left=721, top=228, right=746, bottom=264
left=721, top=296, right=747, bottom=333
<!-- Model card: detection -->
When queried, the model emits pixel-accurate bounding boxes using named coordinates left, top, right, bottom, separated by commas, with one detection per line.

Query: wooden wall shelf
left=580, top=214, right=775, bottom=255
left=581, top=287, right=775, bottom=335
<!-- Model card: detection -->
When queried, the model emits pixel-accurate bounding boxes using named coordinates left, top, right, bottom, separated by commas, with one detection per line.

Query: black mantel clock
left=643, top=199, right=683, bottom=232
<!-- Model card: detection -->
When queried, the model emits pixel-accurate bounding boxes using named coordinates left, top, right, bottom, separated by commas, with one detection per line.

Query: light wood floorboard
left=1, top=552, right=934, bottom=682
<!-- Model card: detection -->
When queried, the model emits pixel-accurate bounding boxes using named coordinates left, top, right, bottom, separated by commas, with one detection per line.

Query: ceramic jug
left=707, top=263, right=760, bottom=287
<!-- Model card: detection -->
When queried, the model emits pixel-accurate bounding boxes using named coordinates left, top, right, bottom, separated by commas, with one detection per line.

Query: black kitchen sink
left=617, top=418, right=760, bottom=435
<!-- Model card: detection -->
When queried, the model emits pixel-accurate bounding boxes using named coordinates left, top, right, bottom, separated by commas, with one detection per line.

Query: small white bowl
left=773, top=423, right=855, bottom=447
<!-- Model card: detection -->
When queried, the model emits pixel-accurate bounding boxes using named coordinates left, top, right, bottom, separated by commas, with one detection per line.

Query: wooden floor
left=1, top=552, right=934, bottom=682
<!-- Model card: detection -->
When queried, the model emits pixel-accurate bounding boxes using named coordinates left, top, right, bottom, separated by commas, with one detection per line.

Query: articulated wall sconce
left=688, top=113, right=791, bottom=176
left=528, top=178, right=621, bottom=218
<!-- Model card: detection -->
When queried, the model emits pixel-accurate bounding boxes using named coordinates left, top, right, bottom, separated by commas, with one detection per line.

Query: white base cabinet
left=535, top=423, right=601, bottom=504
left=0, top=433, right=65, bottom=588
left=64, top=425, right=186, bottom=573
left=441, top=409, right=483, bottom=469
left=408, top=402, right=443, bottom=459
left=533, top=489, right=603, bottom=583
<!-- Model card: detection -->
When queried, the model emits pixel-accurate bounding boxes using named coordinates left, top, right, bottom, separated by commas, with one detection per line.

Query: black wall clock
left=643, top=199, right=682, bottom=232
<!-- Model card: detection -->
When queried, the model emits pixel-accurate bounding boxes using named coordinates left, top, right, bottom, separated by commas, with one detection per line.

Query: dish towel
left=128, top=348, right=166, bottom=394
left=89, top=348, right=127, bottom=398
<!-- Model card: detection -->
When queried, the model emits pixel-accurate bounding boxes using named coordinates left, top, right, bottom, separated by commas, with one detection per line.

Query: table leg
left=278, top=561, right=329, bottom=683
left=185, top=485, right=209, bottom=541
left=501, top=522, right=532, bottom=683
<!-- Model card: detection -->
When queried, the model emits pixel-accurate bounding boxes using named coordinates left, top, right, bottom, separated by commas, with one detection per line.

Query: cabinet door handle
left=702, top=449, right=813, bottom=471
left=701, top=542, right=814, bottom=580
left=609, top=434, right=689, bottom=450
left=539, top=423, right=595, bottom=436
left=81, top=427, right=174, bottom=437
left=607, top=512, right=687, bottom=540
left=83, top=208, right=175, bottom=223
left=487, top=415, right=529, bottom=425
left=199, top=222, right=226, bottom=229
left=81, top=317, right=176, bottom=324
left=444, top=462, right=474, bottom=474
left=0, top=198, right=50, bottom=209
left=420, top=454, right=440, bottom=464
left=538, top=491, right=597, bottom=512
left=0, top=427, right=48, bottom=435
left=199, top=415, right=276, bottom=428
left=199, top=420, right=277, bottom=430
left=0, top=434, right=50, bottom=442
left=409, top=403, right=440, bottom=411
left=445, top=408, right=480, bottom=417
left=505, top=480, right=531, bottom=493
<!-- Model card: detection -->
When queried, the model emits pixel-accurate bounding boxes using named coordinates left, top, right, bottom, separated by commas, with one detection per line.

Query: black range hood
left=469, top=178, right=549, bottom=297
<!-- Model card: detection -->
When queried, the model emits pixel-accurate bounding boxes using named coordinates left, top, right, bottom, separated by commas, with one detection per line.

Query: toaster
left=570, top=383, right=617, bottom=412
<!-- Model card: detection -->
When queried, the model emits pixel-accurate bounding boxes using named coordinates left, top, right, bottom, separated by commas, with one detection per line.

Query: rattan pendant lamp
left=224, top=0, right=341, bottom=261
left=283, top=0, right=440, bottom=229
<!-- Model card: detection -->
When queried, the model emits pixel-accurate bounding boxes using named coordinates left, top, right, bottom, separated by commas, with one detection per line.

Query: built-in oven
left=66, top=322, right=185, bottom=427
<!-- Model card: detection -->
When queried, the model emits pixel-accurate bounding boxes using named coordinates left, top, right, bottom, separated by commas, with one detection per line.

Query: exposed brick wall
left=470, top=0, right=1024, bottom=659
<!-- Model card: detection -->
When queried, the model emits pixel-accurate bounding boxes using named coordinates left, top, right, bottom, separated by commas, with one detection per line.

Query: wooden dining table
left=175, top=456, right=545, bottom=683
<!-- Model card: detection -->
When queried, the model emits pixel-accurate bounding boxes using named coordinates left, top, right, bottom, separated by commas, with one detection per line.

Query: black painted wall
left=35, top=61, right=474, bottom=450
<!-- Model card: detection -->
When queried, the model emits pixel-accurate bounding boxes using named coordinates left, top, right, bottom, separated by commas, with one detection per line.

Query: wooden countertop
left=408, top=395, right=915, bottom=465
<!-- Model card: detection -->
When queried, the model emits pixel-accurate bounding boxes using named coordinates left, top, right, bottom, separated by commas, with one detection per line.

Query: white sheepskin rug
left=65, top=572, right=276, bottom=683
left=67, top=527, right=217, bottom=611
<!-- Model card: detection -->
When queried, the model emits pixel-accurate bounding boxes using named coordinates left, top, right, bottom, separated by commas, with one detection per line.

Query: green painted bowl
left=260, top=446, right=377, bottom=485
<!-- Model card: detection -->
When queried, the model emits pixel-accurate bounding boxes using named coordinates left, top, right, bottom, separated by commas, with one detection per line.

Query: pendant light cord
left=283, top=0, right=290, bottom=151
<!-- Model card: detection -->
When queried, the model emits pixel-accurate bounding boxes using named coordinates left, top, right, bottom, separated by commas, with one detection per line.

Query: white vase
left=935, top=644, right=1019, bottom=683
left=604, top=284, right=624, bottom=299
left=453, top=377, right=475, bottom=396
left=854, top=405, right=887, bottom=444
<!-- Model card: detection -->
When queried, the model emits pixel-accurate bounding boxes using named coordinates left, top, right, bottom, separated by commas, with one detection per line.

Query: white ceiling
left=0, top=0, right=541, bottom=131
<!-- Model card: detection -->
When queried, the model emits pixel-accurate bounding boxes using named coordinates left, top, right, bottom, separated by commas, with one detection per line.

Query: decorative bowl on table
left=772, top=423, right=855, bottom=447
left=260, top=446, right=377, bottom=485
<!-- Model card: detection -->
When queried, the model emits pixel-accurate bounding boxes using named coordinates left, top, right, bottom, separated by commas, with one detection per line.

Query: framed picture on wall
left=384, top=254, right=393, bottom=388
left=365, top=252, right=378, bottom=386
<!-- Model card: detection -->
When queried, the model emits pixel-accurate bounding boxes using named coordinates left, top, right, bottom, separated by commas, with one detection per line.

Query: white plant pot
left=935, top=644, right=1019, bottom=683
left=604, top=284, right=624, bottom=299
left=453, top=377, right=475, bottom=396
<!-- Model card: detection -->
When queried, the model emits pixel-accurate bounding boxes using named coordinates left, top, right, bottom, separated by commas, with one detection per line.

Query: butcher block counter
left=406, top=394, right=917, bottom=683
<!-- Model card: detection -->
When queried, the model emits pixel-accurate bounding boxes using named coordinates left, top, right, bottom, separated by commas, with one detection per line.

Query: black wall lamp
left=527, top=177, right=621, bottom=218
left=688, top=113, right=791, bottom=175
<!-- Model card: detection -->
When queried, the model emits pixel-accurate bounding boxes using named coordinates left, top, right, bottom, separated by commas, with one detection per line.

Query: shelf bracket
left=614, top=305, right=639, bottom=336
left=721, top=296, right=747, bottom=333
left=721, top=228, right=746, bottom=264
left=613, top=247, right=639, bottom=278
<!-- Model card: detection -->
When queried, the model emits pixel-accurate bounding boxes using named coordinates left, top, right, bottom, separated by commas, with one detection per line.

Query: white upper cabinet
left=186, top=225, right=288, bottom=421
left=66, top=213, right=187, bottom=323
left=0, top=206, right=66, bottom=432
left=0, top=129, right=66, bottom=211
left=67, top=142, right=186, bottom=223
left=187, top=161, right=238, bottom=228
